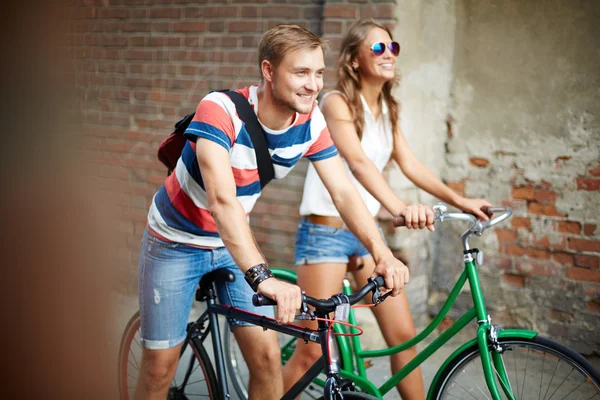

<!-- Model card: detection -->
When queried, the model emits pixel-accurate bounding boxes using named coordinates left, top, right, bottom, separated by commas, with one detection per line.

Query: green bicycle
left=225, top=204, right=600, bottom=399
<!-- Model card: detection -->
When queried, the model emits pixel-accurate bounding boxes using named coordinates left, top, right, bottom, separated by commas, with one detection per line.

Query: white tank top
left=299, top=91, right=394, bottom=217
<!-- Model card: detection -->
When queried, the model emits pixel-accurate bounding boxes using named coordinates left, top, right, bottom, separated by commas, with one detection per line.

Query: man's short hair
left=258, top=24, right=328, bottom=75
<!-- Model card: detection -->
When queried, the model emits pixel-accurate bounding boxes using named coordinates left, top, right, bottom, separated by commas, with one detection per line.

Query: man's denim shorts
left=294, top=219, right=384, bottom=265
left=138, top=229, right=274, bottom=350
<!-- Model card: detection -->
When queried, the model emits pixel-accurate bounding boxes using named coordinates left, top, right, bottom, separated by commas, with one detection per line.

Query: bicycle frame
left=271, top=256, right=531, bottom=399
left=194, top=284, right=348, bottom=400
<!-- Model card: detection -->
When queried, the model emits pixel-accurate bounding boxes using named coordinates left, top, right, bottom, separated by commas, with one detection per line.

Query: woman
left=282, top=20, right=492, bottom=398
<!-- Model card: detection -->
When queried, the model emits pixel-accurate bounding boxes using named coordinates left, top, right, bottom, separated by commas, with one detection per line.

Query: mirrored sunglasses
left=370, top=41, right=400, bottom=57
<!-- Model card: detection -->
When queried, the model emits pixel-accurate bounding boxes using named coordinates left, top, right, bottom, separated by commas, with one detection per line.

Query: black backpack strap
left=224, top=90, right=275, bottom=188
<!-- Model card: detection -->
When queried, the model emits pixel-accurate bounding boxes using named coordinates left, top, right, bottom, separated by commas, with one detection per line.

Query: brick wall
left=69, top=0, right=398, bottom=292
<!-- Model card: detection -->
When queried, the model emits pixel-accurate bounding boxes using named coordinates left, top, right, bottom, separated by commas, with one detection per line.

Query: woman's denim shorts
left=138, top=229, right=274, bottom=350
left=294, top=219, right=385, bottom=265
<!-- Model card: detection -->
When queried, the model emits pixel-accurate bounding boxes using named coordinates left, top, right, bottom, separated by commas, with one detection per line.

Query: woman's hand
left=398, top=204, right=435, bottom=232
left=456, top=197, right=493, bottom=221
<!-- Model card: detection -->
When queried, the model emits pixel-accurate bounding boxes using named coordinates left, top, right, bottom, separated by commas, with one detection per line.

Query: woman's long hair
left=336, top=19, right=400, bottom=140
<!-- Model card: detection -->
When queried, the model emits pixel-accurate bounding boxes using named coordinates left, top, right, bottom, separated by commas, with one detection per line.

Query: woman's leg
left=281, top=262, right=348, bottom=393
left=353, top=257, right=426, bottom=400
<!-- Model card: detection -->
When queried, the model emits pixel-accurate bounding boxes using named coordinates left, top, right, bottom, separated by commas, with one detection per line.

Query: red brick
left=512, top=217, right=531, bottom=229
left=512, top=187, right=535, bottom=200
left=263, top=6, right=300, bottom=18
left=552, top=251, right=574, bottom=265
left=447, top=181, right=465, bottom=196
left=589, top=165, right=600, bottom=176
left=534, top=189, right=557, bottom=204
left=469, top=157, right=490, bottom=168
left=547, top=309, right=573, bottom=323
left=584, top=224, right=597, bottom=236
left=568, top=238, right=600, bottom=252
left=203, top=6, right=239, bottom=18
left=527, top=203, right=565, bottom=217
left=323, top=21, right=343, bottom=34
left=587, top=299, right=600, bottom=314
left=576, top=178, right=600, bottom=191
left=574, top=254, right=599, bottom=269
left=149, top=7, right=182, bottom=18
left=98, top=8, right=129, bottom=19
left=173, top=21, right=206, bottom=32
left=323, top=5, right=357, bottom=18
left=359, top=4, right=397, bottom=19
left=516, top=260, right=562, bottom=277
left=495, top=229, right=518, bottom=243
left=566, top=267, right=600, bottom=283
left=532, top=235, right=566, bottom=249
left=502, top=273, right=525, bottom=287
left=558, top=221, right=581, bottom=234
left=123, top=22, right=152, bottom=32
left=227, top=21, right=261, bottom=33
left=503, top=245, right=550, bottom=260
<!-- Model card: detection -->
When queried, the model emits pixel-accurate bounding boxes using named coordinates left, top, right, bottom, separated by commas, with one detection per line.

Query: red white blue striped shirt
left=147, top=85, right=338, bottom=247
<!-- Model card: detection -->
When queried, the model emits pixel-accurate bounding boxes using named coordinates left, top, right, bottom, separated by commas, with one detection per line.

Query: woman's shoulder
left=320, top=90, right=352, bottom=116
left=320, top=90, right=347, bottom=103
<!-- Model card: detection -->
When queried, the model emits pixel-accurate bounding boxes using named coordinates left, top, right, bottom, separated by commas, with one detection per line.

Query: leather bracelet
left=244, top=263, right=273, bottom=292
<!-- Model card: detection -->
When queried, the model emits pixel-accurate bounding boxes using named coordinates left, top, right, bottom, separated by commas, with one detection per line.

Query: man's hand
left=371, top=253, right=409, bottom=297
left=256, top=278, right=302, bottom=324
left=457, top=197, right=493, bottom=221
left=399, top=204, right=435, bottom=232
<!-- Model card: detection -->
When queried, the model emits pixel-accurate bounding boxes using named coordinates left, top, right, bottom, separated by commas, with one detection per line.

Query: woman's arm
left=391, top=126, right=491, bottom=220
left=320, top=94, right=433, bottom=230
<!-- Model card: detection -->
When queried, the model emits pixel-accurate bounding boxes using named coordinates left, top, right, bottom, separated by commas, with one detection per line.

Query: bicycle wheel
left=118, top=311, right=220, bottom=399
left=431, top=335, right=600, bottom=399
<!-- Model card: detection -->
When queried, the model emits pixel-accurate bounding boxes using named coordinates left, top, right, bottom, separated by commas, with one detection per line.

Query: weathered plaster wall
left=429, top=0, right=600, bottom=354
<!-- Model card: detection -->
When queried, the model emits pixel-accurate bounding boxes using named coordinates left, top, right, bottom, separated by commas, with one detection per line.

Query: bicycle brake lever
left=372, top=288, right=392, bottom=306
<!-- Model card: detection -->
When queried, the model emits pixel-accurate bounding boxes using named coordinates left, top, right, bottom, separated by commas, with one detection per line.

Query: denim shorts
left=138, top=229, right=274, bottom=350
left=294, top=219, right=385, bottom=265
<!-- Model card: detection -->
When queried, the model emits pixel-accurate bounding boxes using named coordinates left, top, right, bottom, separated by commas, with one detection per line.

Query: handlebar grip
left=373, top=275, right=385, bottom=287
left=252, top=294, right=277, bottom=307
left=480, top=206, right=494, bottom=217
left=392, top=216, right=406, bottom=227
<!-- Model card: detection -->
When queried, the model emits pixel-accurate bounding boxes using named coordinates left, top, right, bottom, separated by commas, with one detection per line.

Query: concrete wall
left=419, top=0, right=600, bottom=355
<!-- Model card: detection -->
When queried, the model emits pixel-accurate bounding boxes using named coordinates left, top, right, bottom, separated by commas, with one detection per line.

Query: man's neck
left=256, top=81, right=296, bottom=131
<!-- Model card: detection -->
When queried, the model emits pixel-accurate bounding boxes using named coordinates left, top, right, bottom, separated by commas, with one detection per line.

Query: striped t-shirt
left=147, top=85, right=338, bottom=247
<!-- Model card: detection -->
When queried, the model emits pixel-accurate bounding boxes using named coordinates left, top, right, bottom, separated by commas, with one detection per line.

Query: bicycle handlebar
left=252, top=275, right=386, bottom=313
left=392, top=204, right=512, bottom=235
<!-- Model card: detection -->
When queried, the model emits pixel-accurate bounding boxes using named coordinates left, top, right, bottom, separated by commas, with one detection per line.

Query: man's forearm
left=211, top=200, right=265, bottom=272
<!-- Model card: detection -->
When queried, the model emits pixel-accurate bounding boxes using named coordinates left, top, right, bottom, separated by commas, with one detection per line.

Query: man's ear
left=261, top=60, right=274, bottom=83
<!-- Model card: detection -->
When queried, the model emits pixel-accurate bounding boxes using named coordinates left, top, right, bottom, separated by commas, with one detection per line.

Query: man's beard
left=271, top=84, right=313, bottom=115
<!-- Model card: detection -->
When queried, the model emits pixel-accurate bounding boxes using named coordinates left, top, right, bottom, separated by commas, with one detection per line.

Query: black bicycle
left=118, top=268, right=390, bottom=399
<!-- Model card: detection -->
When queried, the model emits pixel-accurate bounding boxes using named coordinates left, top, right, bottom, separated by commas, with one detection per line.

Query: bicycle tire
left=118, top=311, right=220, bottom=399
left=430, top=335, right=600, bottom=399
left=224, top=276, right=343, bottom=400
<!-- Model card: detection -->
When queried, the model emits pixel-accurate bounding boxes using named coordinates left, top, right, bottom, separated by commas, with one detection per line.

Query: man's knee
left=140, top=348, right=179, bottom=390
left=294, top=342, right=322, bottom=370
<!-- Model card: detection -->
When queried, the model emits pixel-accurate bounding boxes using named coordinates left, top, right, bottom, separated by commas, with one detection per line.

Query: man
left=134, top=24, right=410, bottom=400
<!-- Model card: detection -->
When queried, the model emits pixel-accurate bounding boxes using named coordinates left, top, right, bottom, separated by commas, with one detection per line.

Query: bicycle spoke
left=492, top=354, right=514, bottom=398
left=453, top=375, right=484, bottom=400
left=558, top=378, right=589, bottom=400
left=543, top=357, right=560, bottom=400
left=514, top=347, right=520, bottom=400
left=129, top=348, right=140, bottom=371
left=520, top=347, right=530, bottom=399
left=539, top=352, right=546, bottom=400
left=128, top=359, right=140, bottom=372
left=185, top=379, right=207, bottom=386
left=546, top=367, right=574, bottom=400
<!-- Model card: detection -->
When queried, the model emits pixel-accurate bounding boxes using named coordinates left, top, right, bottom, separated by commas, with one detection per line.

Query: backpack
left=157, top=90, right=275, bottom=188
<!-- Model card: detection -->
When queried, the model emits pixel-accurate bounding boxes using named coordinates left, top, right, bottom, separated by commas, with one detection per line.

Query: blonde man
left=134, top=24, right=416, bottom=400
